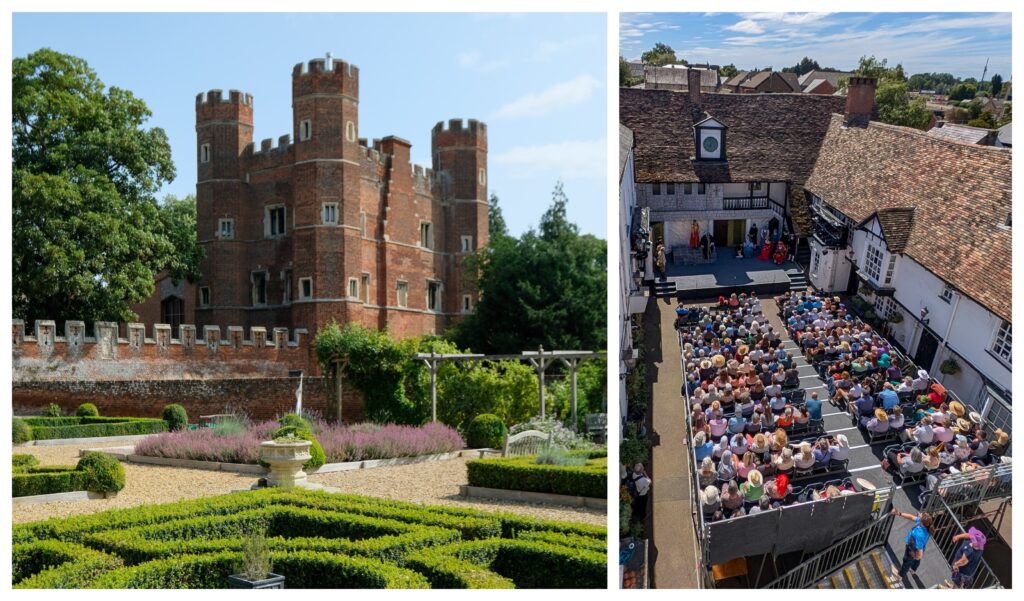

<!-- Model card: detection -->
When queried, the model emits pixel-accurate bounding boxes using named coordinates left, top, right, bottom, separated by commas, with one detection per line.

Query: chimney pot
left=845, top=77, right=877, bottom=127
left=688, top=69, right=702, bottom=105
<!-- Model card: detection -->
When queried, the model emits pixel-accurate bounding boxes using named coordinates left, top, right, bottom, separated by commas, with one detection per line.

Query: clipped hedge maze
left=12, top=488, right=606, bottom=589
left=21, top=416, right=167, bottom=440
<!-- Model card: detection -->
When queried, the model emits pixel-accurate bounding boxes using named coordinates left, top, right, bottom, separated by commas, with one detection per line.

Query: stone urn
left=259, top=439, right=311, bottom=488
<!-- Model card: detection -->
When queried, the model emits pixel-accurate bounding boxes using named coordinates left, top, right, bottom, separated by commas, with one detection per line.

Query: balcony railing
left=722, top=196, right=769, bottom=210
left=645, top=195, right=771, bottom=212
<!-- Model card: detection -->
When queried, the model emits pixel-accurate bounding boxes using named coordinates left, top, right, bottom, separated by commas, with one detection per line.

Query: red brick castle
left=188, top=55, right=488, bottom=339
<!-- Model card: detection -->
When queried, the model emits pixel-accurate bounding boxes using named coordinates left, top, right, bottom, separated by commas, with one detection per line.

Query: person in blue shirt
left=891, top=510, right=933, bottom=580
left=804, top=391, right=823, bottom=421
left=879, top=383, right=900, bottom=411
left=693, top=432, right=715, bottom=462
left=950, top=527, right=987, bottom=588
left=728, top=413, right=747, bottom=434
left=854, top=394, right=875, bottom=419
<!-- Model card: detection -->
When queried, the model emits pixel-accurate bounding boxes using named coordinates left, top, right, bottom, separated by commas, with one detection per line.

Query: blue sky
left=14, top=12, right=607, bottom=238
left=621, top=13, right=1011, bottom=79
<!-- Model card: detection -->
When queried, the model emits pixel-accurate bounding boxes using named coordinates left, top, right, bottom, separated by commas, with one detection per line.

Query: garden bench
left=503, top=430, right=552, bottom=457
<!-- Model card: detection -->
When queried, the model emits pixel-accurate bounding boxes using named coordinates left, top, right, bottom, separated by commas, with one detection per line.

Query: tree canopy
left=720, top=64, right=738, bottom=78
left=780, top=56, right=837, bottom=76
left=13, top=48, right=199, bottom=324
left=842, top=55, right=931, bottom=131
left=641, top=43, right=678, bottom=67
left=453, top=182, right=607, bottom=354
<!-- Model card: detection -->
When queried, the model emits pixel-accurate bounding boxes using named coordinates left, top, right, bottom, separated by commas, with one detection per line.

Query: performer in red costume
left=758, top=239, right=772, bottom=261
left=690, top=220, right=700, bottom=249
left=773, top=240, right=788, bottom=265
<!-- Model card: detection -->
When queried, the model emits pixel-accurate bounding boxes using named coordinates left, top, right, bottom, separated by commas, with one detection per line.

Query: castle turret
left=195, top=89, right=254, bottom=181
left=291, top=56, right=360, bottom=164
left=432, top=119, right=489, bottom=314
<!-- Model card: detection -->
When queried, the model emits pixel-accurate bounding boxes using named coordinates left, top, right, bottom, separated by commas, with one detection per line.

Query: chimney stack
left=844, top=77, right=877, bottom=127
left=687, top=68, right=702, bottom=105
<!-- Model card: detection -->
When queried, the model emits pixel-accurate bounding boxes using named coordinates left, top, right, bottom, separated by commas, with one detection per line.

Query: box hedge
left=13, top=488, right=605, bottom=589
left=13, top=418, right=32, bottom=444
left=466, top=456, right=607, bottom=498
left=12, top=468, right=86, bottom=498
left=22, top=416, right=167, bottom=440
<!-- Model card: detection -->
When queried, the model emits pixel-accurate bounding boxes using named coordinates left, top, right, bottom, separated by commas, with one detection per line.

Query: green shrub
left=13, top=541, right=123, bottom=588
left=271, top=426, right=324, bottom=471
left=211, top=415, right=248, bottom=437
left=534, top=446, right=588, bottom=466
left=425, top=538, right=606, bottom=589
left=13, top=454, right=39, bottom=472
left=12, top=469, right=85, bottom=497
left=466, top=456, right=606, bottom=498
left=163, top=404, right=189, bottom=431
left=276, top=413, right=312, bottom=432
left=404, top=548, right=516, bottom=588
left=13, top=418, right=32, bottom=444
left=26, top=417, right=167, bottom=440
left=46, top=403, right=63, bottom=417
left=465, top=414, right=507, bottom=449
left=75, top=403, right=100, bottom=417
left=77, top=452, right=126, bottom=494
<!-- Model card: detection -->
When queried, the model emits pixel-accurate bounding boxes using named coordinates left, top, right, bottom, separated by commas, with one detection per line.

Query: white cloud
left=493, top=74, right=602, bottom=119
left=726, top=20, right=764, bottom=34
left=491, top=139, right=606, bottom=180
left=456, top=50, right=508, bottom=73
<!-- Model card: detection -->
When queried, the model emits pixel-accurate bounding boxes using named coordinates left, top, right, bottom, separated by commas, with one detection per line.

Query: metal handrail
left=927, top=494, right=1003, bottom=588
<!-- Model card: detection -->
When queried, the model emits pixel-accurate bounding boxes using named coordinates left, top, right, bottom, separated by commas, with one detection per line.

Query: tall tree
left=453, top=182, right=606, bottom=354
left=158, top=194, right=204, bottom=284
left=990, top=74, right=1003, bottom=97
left=13, top=48, right=182, bottom=325
left=949, top=82, right=977, bottom=101
left=841, top=56, right=930, bottom=131
left=641, top=43, right=677, bottom=67
left=783, top=56, right=821, bottom=76
left=487, top=192, right=508, bottom=240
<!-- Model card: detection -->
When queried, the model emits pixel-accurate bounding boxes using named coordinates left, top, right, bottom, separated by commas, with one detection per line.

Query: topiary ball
left=162, top=404, right=189, bottom=431
left=13, top=418, right=32, bottom=444
left=76, top=451, right=126, bottom=494
left=75, top=403, right=100, bottom=417
left=271, top=426, right=325, bottom=471
left=12, top=453, right=39, bottom=472
left=465, top=414, right=508, bottom=450
left=46, top=403, right=62, bottom=417
left=277, top=413, right=312, bottom=432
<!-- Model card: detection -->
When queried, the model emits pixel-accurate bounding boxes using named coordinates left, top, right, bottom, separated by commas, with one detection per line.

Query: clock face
left=702, top=136, right=719, bottom=153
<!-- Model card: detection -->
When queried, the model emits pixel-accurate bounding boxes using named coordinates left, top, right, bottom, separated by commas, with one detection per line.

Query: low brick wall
left=12, top=378, right=364, bottom=423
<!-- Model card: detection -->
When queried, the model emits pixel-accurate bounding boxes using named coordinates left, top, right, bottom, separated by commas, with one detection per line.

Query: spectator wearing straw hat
left=741, top=469, right=764, bottom=502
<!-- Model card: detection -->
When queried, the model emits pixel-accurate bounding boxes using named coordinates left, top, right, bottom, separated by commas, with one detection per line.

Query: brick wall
left=12, top=377, right=365, bottom=423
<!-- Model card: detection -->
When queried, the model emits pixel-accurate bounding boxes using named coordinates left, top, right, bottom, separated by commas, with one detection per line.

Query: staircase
left=786, top=266, right=808, bottom=292
left=795, top=243, right=812, bottom=269
left=815, top=551, right=902, bottom=589
left=651, top=280, right=678, bottom=299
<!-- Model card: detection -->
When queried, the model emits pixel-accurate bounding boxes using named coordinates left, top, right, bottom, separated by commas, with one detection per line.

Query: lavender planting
left=134, top=420, right=464, bottom=465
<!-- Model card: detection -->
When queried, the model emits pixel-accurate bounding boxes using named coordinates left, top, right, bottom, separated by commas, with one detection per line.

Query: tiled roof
left=805, top=115, right=1012, bottom=322
left=724, top=71, right=750, bottom=88
left=926, top=123, right=993, bottom=145
left=779, top=72, right=801, bottom=92
left=740, top=71, right=772, bottom=89
left=619, top=87, right=844, bottom=179
left=997, top=123, right=1011, bottom=146
left=804, top=79, right=831, bottom=94
left=861, top=208, right=915, bottom=253
left=797, top=70, right=854, bottom=89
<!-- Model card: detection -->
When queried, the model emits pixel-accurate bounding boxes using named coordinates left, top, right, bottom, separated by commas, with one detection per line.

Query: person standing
left=655, top=240, right=666, bottom=277
left=950, top=527, right=987, bottom=588
left=891, top=509, right=932, bottom=580
left=630, top=463, right=652, bottom=523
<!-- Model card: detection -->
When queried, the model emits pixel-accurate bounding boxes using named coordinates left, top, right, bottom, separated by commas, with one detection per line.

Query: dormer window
left=694, top=115, right=726, bottom=161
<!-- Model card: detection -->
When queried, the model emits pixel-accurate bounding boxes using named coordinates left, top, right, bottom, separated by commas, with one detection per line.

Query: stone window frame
left=299, top=119, right=312, bottom=142
left=298, top=277, right=313, bottom=301
left=396, top=280, right=409, bottom=308
left=460, top=235, right=473, bottom=253
left=361, top=273, right=370, bottom=304
left=426, top=280, right=443, bottom=313
left=322, top=202, right=339, bottom=225
left=251, top=271, right=270, bottom=306
left=360, top=212, right=368, bottom=237
left=462, top=294, right=473, bottom=314
left=478, top=167, right=486, bottom=186
left=345, top=121, right=357, bottom=143
left=420, top=221, right=434, bottom=250
left=347, top=277, right=359, bottom=300
left=217, top=218, right=234, bottom=240
left=265, top=204, right=286, bottom=238
left=991, top=320, right=1012, bottom=365
left=199, top=287, right=211, bottom=308
left=200, top=143, right=210, bottom=163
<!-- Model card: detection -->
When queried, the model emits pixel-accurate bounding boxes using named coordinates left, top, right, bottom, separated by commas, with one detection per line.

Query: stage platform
left=652, top=253, right=801, bottom=301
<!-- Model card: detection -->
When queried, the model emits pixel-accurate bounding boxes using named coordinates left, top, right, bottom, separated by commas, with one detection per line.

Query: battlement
left=248, top=134, right=293, bottom=156
left=195, top=89, right=253, bottom=107
left=412, top=164, right=435, bottom=193
left=292, top=54, right=359, bottom=99
left=431, top=118, right=487, bottom=150
left=13, top=319, right=308, bottom=359
left=292, top=56, right=358, bottom=78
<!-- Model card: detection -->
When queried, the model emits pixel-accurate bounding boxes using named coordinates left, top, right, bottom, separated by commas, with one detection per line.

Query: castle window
left=161, top=296, right=185, bottom=339
left=360, top=212, right=368, bottom=237
left=427, top=281, right=442, bottom=313
left=299, top=277, right=313, bottom=300
left=462, top=295, right=473, bottom=313
left=322, top=203, right=338, bottom=225
left=397, top=281, right=409, bottom=308
left=461, top=235, right=473, bottom=252
left=478, top=168, right=486, bottom=186
left=282, top=270, right=292, bottom=305
left=218, top=218, right=234, bottom=239
left=345, top=121, right=356, bottom=142
left=361, top=273, right=370, bottom=303
left=666, top=183, right=675, bottom=195
left=200, top=144, right=210, bottom=163
left=299, top=119, right=312, bottom=141
left=266, top=205, right=286, bottom=237
left=251, top=272, right=268, bottom=306
left=420, top=222, right=434, bottom=250
left=199, top=287, right=211, bottom=307
left=348, top=277, right=359, bottom=299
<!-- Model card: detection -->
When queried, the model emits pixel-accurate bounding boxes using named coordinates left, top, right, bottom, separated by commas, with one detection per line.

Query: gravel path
left=13, top=444, right=605, bottom=527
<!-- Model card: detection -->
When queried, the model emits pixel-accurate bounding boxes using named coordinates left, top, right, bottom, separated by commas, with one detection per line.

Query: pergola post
left=561, top=357, right=580, bottom=431
left=428, top=351, right=439, bottom=422
left=333, top=358, right=348, bottom=424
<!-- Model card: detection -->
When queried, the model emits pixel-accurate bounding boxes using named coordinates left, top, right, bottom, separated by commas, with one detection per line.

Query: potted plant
left=940, top=358, right=961, bottom=376
left=887, top=310, right=904, bottom=324
left=229, top=529, right=284, bottom=589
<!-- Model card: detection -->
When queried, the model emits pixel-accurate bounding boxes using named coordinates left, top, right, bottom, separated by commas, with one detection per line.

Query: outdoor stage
left=658, top=252, right=800, bottom=300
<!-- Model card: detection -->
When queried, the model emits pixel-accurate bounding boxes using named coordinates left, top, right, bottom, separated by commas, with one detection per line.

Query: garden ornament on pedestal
left=258, top=437, right=311, bottom=488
